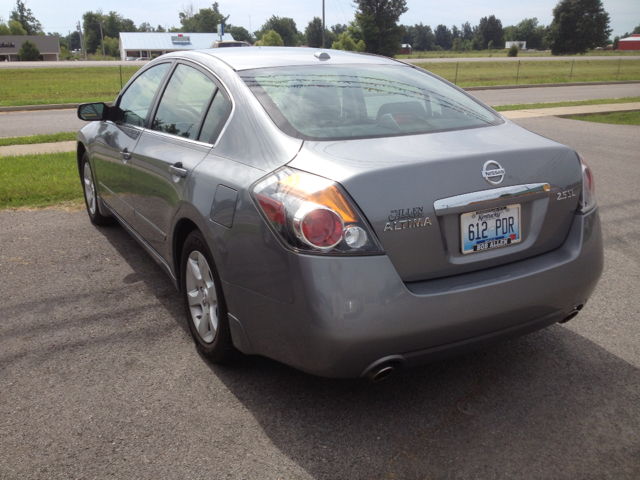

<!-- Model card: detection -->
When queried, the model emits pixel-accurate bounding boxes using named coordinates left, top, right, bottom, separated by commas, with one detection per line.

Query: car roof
left=196, top=47, right=402, bottom=71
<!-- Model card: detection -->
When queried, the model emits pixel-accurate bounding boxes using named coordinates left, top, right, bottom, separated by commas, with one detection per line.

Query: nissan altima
left=76, top=48, right=603, bottom=380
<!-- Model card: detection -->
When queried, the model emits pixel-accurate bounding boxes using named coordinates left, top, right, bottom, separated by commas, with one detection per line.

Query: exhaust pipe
left=559, top=304, right=584, bottom=324
left=366, top=363, right=396, bottom=382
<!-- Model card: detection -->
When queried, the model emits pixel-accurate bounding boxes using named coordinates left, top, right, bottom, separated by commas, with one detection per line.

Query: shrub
left=19, top=40, right=40, bottom=61
left=508, top=44, right=519, bottom=57
left=260, top=30, right=284, bottom=47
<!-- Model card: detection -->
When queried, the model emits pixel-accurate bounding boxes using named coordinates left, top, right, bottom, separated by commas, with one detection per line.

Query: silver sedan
left=77, top=48, right=603, bottom=380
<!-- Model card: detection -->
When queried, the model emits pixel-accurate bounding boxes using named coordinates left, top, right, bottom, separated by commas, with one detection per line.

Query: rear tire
left=181, top=230, right=238, bottom=364
left=81, top=152, right=112, bottom=226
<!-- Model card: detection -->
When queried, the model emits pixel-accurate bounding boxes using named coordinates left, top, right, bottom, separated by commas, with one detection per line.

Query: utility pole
left=322, top=0, right=325, bottom=48
left=99, top=20, right=106, bottom=60
left=77, top=21, right=87, bottom=60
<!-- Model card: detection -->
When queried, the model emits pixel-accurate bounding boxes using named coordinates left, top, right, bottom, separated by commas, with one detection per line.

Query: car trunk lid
left=288, top=122, right=582, bottom=282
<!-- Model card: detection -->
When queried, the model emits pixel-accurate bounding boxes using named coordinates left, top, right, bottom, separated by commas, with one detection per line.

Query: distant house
left=505, top=41, right=526, bottom=50
left=0, top=35, right=60, bottom=61
left=618, top=34, right=640, bottom=51
left=399, top=44, right=411, bottom=54
left=119, top=32, right=235, bottom=59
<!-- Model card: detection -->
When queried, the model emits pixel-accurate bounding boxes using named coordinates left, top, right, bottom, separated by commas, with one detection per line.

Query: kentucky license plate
left=461, top=204, right=521, bottom=254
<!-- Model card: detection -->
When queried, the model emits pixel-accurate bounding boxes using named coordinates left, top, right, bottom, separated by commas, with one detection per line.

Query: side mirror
left=78, top=102, right=108, bottom=121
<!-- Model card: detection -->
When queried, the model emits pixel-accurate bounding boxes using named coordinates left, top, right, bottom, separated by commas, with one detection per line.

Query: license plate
left=461, top=204, right=521, bottom=254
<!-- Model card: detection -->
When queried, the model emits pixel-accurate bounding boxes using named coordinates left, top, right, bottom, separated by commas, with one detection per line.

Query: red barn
left=618, top=34, right=640, bottom=51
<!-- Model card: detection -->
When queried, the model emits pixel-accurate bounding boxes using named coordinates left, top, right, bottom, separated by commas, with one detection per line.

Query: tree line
left=2, top=0, right=636, bottom=61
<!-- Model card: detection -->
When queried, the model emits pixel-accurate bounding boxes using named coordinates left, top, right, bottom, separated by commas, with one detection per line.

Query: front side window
left=241, top=64, right=502, bottom=140
left=151, top=64, right=217, bottom=139
left=116, top=63, right=171, bottom=127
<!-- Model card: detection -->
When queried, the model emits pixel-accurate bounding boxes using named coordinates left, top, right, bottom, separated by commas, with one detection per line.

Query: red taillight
left=301, top=208, right=343, bottom=248
left=256, top=193, right=285, bottom=225
left=252, top=167, right=384, bottom=255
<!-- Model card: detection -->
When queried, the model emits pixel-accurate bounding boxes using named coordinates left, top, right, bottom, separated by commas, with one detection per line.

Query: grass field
left=414, top=59, right=640, bottom=86
left=0, top=132, right=77, bottom=146
left=0, top=152, right=83, bottom=209
left=570, top=111, right=640, bottom=126
left=396, top=49, right=640, bottom=59
left=494, top=96, right=640, bottom=111
left=0, top=66, right=140, bottom=107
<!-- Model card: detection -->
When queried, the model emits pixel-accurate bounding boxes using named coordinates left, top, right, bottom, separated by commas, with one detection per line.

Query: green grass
left=569, top=111, right=640, bottom=125
left=0, top=132, right=77, bottom=146
left=414, top=59, right=640, bottom=87
left=396, top=49, right=640, bottom=59
left=494, top=96, right=640, bottom=111
left=0, top=66, right=141, bottom=107
left=0, top=152, right=83, bottom=209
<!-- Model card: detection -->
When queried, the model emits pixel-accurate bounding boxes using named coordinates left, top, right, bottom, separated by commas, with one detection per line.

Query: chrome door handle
left=170, top=162, right=188, bottom=179
left=119, top=150, right=131, bottom=162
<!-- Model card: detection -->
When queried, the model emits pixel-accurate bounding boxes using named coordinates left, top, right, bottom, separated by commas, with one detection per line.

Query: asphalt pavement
left=1, top=104, right=639, bottom=478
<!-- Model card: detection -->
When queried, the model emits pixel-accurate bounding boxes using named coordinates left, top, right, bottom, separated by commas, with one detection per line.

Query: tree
left=474, top=15, right=504, bottom=49
left=138, top=22, right=155, bottom=32
left=408, top=23, right=435, bottom=51
left=156, top=25, right=166, bottom=33
left=613, top=36, right=619, bottom=49
left=83, top=11, right=137, bottom=54
left=10, top=1, right=42, bottom=35
left=354, top=0, right=408, bottom=57
left=179, top=2, right=228, bottom=33
left=305, top=17, right=323, bottom=47
left=9, top=19, right=27, bottom=35
left=103, top=36, right=120, bottom=57
left=227, top=25, right=252, bottom=43
left=504, top=18, right=546, bottom=50
left=634, top=24, right=640, bottom=35
left=0, top=23, right=10, bottom=35
left=331, top=24, right=348, bottom=35
left=332, top=31, right=365, bottom=52
left=434, top=24, right=453, bottom=50
left=548, top=0, right=612, bottom=55
left=452, top=37, right=463, bottom=52
left=255, top=16, right=299, bottom=46
left=18, top=39, right=40, bottom=60
left=260, top=30, right=284, bottom=46
left=461, top=21, right=475, bottom=41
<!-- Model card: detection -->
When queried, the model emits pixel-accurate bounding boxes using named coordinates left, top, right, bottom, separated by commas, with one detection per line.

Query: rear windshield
left=240, top=64, right=502, bottom=141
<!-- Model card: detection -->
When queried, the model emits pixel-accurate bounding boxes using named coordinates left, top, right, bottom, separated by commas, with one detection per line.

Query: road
left=1, top=56, right=639, bottom=69
left=1, top=108, right=639, bottom=478
left=1, top=83, right=639, bottom=138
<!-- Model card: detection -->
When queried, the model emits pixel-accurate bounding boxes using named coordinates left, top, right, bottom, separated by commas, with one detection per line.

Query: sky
left=4, top=0, right=639, bottom=39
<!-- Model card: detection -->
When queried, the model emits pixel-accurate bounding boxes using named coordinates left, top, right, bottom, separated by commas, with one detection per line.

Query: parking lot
left=1, top=113, right=639, bottom=478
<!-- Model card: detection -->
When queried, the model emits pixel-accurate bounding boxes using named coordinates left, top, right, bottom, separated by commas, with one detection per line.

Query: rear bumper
left=225, top=209, right=603, bottom=378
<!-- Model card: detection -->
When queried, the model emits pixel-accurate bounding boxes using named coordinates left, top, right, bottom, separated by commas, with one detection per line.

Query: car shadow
left=205, top=324, right=640, bottom=479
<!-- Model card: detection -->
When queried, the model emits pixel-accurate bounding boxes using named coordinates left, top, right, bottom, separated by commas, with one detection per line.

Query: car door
left=130, top=62, right=232, bottom=258
left=92, top=62, right=171, bottom=225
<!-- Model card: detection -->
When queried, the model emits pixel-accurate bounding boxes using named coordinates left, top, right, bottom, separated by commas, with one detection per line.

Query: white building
left=505, top=41, right=526, bottom=50
left=119, top=32, right=234, bottom=59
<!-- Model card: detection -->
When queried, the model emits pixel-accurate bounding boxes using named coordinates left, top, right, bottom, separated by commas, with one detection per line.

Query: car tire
left=181, top=230, right=239, bottom=364
left=81, top=152, right=112, bottom=226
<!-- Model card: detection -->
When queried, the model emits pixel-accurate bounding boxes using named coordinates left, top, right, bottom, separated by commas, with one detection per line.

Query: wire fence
left=418, top=59, right=640, bottom=87
left=0, top=60, right=639, bottom=108
left=0, top=65, right=141, bottom=107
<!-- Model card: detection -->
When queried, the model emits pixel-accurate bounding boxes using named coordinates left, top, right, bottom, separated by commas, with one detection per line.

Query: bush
left=508, top=44, right=519, bottom=57
left=18, top=40, right=40, bottom=61
left=260, top=30, right=284, bottom=47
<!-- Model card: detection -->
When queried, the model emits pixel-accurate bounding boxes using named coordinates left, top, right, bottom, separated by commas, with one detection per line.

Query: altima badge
left=482, top=160, right=505, bottom=185
left=384, top=217, right=432, bottom=232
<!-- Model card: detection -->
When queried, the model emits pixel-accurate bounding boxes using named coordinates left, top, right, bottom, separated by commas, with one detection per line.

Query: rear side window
left=151, top=64, right=217, bottom=140
left=116, top=63, right=170, bottom=127
left=241, top=64, right=502, bottom=140
left=198, top=90, right=232, bottom=144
